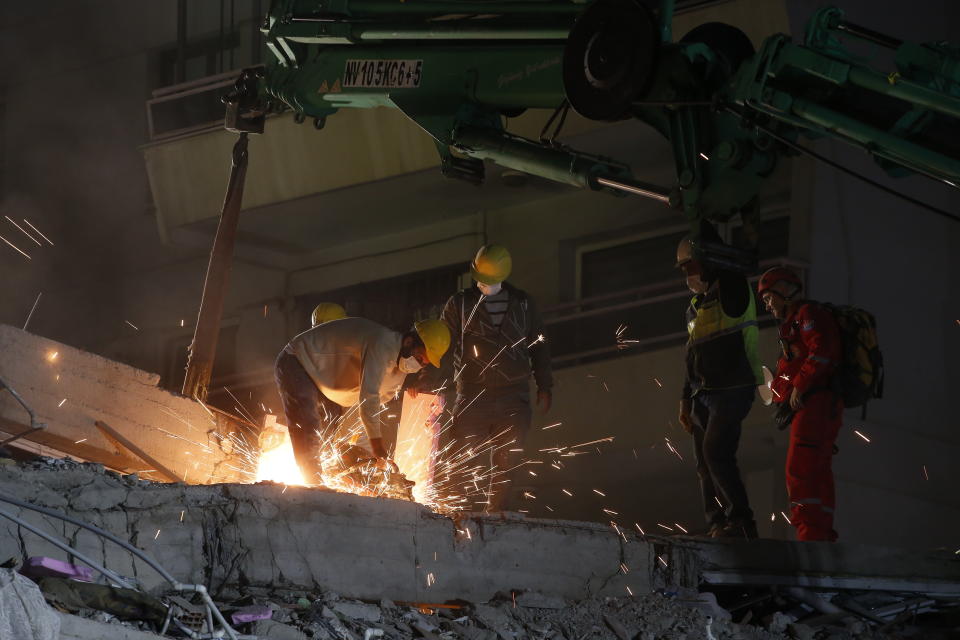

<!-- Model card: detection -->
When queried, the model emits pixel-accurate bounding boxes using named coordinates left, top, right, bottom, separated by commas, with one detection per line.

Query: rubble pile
left=220, top=589, right=901, bottom=640
left=1, top=457, right=956, bottom=639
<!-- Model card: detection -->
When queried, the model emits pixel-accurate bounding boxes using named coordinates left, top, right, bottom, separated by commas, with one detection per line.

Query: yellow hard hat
left=471, top=244, right=512, bottom=285
left=414, top=319, right=451, bottom=368
left=311, top=302, right=347, bottom=326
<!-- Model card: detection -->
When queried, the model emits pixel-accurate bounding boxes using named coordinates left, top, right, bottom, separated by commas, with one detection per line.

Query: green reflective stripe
left=687, top=280, right=763, bottom=386
left=688, top=320, right=758, bottom=346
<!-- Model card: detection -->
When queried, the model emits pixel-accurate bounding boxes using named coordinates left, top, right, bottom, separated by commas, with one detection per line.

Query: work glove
left=774, top=402, right=795, bottom=431
left=369, top=438, right=399, bottom=472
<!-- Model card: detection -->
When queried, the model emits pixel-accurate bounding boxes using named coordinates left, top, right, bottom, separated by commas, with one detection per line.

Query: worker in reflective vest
left=676, top=228, right=762, bottom=539
left=758, top=267, right=843, bottom=542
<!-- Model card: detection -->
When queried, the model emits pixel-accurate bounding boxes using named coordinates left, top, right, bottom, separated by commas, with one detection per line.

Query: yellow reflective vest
left=684, top=276, right=763, bottom=395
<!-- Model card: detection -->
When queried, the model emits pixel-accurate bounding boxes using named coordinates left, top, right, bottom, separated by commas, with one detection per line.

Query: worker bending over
left=676, top=225, right=762, bottom=538
left=436, top=245, right=553, bottom=512
left=275, top=316, right=450, bottom=485
left=758, top=267, right=843, bottom=542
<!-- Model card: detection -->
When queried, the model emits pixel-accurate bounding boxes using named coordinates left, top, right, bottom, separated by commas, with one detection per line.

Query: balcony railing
left=146, top=67, right=263, bottom=142
left=541, top=257, right=808, bottom=367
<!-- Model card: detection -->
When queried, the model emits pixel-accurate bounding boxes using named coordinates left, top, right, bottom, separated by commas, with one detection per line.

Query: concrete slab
left=0, top=461, right=956, bottom=606
left=0, top=462, right=654, bottom=599
left=0, top=324, right=247, bottom=483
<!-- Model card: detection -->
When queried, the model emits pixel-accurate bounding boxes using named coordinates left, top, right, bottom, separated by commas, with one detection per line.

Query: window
left=545, top=212, right=790, bottom=367
left=147, top=1, right=265, bottom=140
left=296, top=263, right=465, bottom=336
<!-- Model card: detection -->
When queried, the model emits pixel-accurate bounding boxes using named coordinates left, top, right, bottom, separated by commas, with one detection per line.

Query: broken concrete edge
left=3, top=460, right=959, bottom=621
left=0, top=460, right=661, bottom=602
left=0, top=324, right=255, bottom=484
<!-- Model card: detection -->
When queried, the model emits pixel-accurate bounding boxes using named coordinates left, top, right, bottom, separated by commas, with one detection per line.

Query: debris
left=787, top=622, right=816, bottom=640
left=21, top=556, right=94, bottom=582
left=36, top=577, right=167, bottom=624
left=253, top=618, right=310, bottom=639
left=231, top=603, right=274, bottom=624
left=514, top=590, right=566, bottom=609
left=0, top=568, right=60, bottom=640
left=602, top=611, right=631, bottom=640
left=331, top=601, right=382, bottom=623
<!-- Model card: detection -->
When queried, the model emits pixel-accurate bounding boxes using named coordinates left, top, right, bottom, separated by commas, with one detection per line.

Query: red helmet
left=757, top=267, right=802, bottom=298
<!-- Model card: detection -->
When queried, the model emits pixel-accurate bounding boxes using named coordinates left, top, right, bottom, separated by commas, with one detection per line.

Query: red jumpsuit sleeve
left=791, top=304, right=842, bottom=395
left=771, top=355, right=792, bottom=403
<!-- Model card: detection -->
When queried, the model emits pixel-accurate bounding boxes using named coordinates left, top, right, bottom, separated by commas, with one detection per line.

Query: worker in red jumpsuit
left=757, top=267, right=843, bottom=542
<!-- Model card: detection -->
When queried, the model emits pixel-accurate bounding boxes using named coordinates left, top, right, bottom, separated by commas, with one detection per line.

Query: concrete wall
left=0, top=463, right=650, bottom=601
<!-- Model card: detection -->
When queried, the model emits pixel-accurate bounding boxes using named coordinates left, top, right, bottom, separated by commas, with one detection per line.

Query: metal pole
left=660, top=0, right=674, bottom=42
left=182, top=133, right=250, bottom=401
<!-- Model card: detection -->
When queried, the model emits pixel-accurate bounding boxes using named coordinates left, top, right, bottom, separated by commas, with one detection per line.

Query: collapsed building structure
left=1, top=325, right=958, bottom=639
left=1, top=0, right=960, bottom=638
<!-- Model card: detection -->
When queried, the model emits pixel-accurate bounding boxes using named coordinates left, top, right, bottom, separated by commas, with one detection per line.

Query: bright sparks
left=46, top=351, right=59, bottom=362
left=255, top=422, right=307, bottom=486
left=854, top=430, right=871, bottom=443
left=0, top=233, right=31, bottom=260
left=22, top=219, right=54, bottom=245
left=57, top=398, right=67, bottom=407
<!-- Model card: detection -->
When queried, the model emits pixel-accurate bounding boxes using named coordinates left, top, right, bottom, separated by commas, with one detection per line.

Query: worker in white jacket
left=275, top=316, right=450, bottom=485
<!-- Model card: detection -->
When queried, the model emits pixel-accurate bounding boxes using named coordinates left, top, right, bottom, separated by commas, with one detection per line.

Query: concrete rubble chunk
left=0, top=568, right=60, bottom=640
left=253, top=618, right=310, bottom=640
left=514, top=590, right=567, bottom=609
left=331, top=600, right=382, bottom=622
left=56, top=612, right=162, bottom=640
left=602, top=612, right=631, bottom=640
left=322, top=605, right=360, bottom=640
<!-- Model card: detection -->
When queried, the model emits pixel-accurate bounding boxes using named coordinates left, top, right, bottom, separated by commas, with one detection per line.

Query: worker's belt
left=687, top=320, right=758, bottom=346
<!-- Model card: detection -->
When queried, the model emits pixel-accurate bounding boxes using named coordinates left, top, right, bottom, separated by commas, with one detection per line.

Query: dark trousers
left=439, top=385, right=531, bottom=512
left=274, top=352, right=342, bottom=484
left=691, top=386, right=755, bottom=526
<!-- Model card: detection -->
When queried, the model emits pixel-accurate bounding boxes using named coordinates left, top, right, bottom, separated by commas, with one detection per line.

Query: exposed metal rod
left=0, top=376, right=45, bottom=447
left=94, top=420, right=182, bottom=483
left=595, top=177, right=672, bottom=203
left=835, top=20, right=903, bottom=49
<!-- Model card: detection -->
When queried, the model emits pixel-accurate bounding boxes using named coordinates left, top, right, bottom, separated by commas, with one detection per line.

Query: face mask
left=398, top=356, right=422, bottom=374
left=477, top=281, right=502, bottom=296
left=685, top=274, right=708, bottom=294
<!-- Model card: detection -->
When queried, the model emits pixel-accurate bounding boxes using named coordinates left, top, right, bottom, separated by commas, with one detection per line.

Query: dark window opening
left=546, top=214, right=790, bottom=367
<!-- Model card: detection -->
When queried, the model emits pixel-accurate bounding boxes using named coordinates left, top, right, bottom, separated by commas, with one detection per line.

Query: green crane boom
left=228, top=0, right=960, bottom=231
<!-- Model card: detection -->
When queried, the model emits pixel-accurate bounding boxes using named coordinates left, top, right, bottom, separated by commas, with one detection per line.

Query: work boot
left=715, top=518, right=758, bottom=539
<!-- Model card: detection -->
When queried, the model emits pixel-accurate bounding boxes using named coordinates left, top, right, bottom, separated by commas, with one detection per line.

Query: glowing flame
left=255, top=419, right=306, bottom=485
